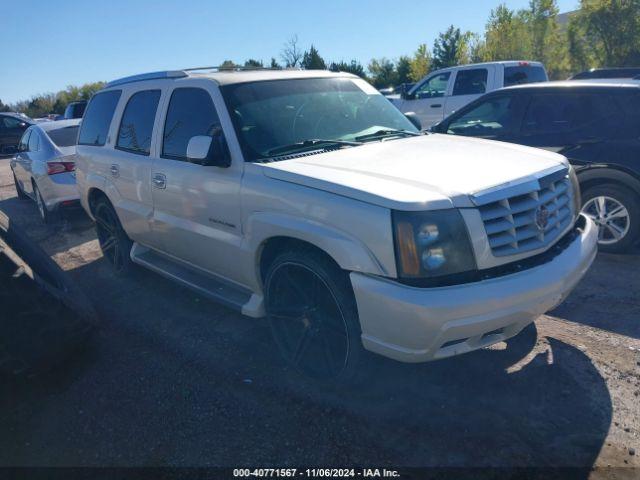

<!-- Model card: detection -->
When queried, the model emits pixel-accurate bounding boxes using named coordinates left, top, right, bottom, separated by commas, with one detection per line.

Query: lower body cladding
left=350, top=215, right=599, bottom=363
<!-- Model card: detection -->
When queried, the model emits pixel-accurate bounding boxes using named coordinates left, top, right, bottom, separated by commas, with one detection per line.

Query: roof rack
left=106, top=65, right=296, bottom=87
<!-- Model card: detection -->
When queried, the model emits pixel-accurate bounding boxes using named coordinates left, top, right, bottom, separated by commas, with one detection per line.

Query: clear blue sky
left=1, top=0, right=577, bottom=104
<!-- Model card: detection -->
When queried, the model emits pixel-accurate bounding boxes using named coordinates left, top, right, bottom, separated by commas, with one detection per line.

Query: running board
left=130, top=243, right=264, bottom=317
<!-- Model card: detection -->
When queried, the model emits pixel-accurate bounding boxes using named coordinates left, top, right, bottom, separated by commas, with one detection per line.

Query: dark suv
left=0, top=113, right=32, bottom=156
left=431, top=81, right=640, bottom=253
left=63, top=101, right=87, bottom=119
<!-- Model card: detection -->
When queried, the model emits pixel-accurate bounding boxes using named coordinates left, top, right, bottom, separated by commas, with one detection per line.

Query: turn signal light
left=395, top=221, right=421, bottom=276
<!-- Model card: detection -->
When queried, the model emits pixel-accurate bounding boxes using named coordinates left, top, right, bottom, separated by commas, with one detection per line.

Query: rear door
left=445, top=65, right=493, bottom=117
left=150, top=81, right=244, bottom=282
left=109, top=87, right=163, bottom=247
left=516, top=91, right=615, bottom=163
left=403, top=71, right=452, bottom=128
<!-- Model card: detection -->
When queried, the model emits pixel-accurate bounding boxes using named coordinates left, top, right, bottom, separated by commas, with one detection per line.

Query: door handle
left=431, top=104, right=442, bottom=108
left=110, top=164, right=119, bottom=177
left=152, top=173, right=166, bottom=189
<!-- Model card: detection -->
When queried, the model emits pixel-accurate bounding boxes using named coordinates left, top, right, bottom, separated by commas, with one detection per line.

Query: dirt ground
left=0, top=157, right=639, bottom=477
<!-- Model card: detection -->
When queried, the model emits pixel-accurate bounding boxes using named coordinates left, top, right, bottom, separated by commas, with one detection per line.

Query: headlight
left=392, top=209, right=477, bottom=279
left=568, top=165, right=582, bottom=217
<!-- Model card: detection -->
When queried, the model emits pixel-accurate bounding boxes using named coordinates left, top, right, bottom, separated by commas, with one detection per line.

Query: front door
left=150, top=83, right=243, bottom=283
left=403, top=72, right=452, bottom=128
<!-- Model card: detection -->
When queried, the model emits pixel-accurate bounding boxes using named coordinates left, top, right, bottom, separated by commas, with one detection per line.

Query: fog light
left=422, top=247, right=446, bottom=270
left=417, top=223, right=439, bottom=245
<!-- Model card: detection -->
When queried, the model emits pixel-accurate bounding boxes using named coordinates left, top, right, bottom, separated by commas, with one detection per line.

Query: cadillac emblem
left=535, top=205, right=550, bottom=230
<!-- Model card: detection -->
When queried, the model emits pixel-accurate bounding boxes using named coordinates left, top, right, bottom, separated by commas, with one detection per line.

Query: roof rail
left=105, top=70, right=188, bottom=88
left=105, top=65, right=302, bottom=88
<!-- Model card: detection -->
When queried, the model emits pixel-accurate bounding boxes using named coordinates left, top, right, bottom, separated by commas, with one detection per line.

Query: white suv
left=76, top=68, right=597, bottom=381
left=392, top=61, right=548, bottom=128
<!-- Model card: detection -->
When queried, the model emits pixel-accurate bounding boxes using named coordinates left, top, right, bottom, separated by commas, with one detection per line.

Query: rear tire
left=94, top=198, right=134, bottom=275
left=13, top=173, right=28, bottom=200
left=264, top=248, right=367, bottom=385
left=581, top=183, right=639, bottom=253
left=33, top=182, right=56, bottom=224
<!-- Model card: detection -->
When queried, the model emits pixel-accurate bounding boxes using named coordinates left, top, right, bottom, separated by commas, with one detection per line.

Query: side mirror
left=404, top=112, right=422, bottom=131
left=187, top=132, right=231, bottom=167
left=401, top=87, right=415, bottom=101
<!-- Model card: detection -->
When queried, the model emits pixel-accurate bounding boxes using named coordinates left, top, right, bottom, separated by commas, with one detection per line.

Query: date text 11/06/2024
left=233, top=468, right=401, bottom=478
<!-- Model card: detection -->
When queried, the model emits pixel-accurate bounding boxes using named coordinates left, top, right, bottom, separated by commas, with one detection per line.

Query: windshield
left=221, top=77, right=418, bottom=161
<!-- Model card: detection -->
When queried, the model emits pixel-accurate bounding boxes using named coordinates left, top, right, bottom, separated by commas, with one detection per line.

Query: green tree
left=396, top=56, right=412, bottom=84
left=523, top=0, right=569, bottom=78
left=568, top=0, right=640, bottom=68
left=482, top=5, right=531, bottom=61
left=409, top=44, right=431, bottom=81
left=367, top=58, right=397, bottom=88
left=301, top=45, right=326, bottom=70
left=329, top=60, right=366, bottom=78
left=270, top=57, right=281, bottom=69
left=244, top=59, right=264, bottom=68
left=432, top=25, right=473, bottom=69
left=0, top=99, right=12, bottom=112
left=219, top=60, right=237, bottom=71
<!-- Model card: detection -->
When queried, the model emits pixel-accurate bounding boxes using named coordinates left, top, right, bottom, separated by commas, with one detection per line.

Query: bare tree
left=281, top=34, right=303, bottom=68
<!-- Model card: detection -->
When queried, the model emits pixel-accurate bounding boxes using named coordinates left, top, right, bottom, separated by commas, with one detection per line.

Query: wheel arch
left=248, top=212, right=390, bottom=289
left=577, top=166, right=640, bottom=198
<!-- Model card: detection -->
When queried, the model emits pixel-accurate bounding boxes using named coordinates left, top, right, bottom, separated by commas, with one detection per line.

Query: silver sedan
left=10, top=119, right=81, bottom=223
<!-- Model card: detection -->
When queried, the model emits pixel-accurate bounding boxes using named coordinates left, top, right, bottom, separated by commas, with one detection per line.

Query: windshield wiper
left=266, top=139, right=362, bottom=157
left=355, top=129, right=422, bottom=142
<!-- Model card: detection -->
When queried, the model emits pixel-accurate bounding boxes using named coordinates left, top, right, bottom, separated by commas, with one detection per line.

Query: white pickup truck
left=392, top=61, right=548, bottom=129
left=76, top=68, right=596, bottom=382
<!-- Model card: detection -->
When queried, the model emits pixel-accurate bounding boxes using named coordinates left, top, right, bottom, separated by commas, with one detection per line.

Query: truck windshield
left=221, top=77, right=418, bottom=161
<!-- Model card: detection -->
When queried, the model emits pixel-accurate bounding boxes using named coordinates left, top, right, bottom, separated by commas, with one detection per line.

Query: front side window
left=221, top=77, right=417, bottom=162
left=413, top=73, right=451, bottom=99
left=116, top=90, right=161, bottom=155
left=47, top=125, right=80, bottom=147
left=2, top=116, right=26, bottom=129
left=452, top=69, right=488, bottom=96
left=78, top=90, right=122, bottom=146
left=446, top=95, right=521, bottom=136
left=162, top=88, right=221, bottom=161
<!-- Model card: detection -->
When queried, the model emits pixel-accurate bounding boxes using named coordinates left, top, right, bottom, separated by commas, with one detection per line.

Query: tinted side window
left=504, top=66, right=547, bottom=87
left=78, top=90, right=122, bottom=146
left=522, top=93, right=617, bottom=135
left=116, top=90, right=161, bottom=155
left=18, top=130, right=31, bottom=151
left=616, top=91, right=640, bottom=137
left=28, top=130, right=40, bottom=152
left=447, top=95, right=522, bottom=136
left=452, top=69, right=488, bottom=96
left=2, top=116, right=26, bottom=129
left=162, top=88, right=221, bottom=160
left=414, top=72, right=451, bottom=99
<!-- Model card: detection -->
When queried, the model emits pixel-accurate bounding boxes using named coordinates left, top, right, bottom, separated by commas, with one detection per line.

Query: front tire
left=94, top=198, right=133, bottom=275
left=264, top=249, right=367, bottom=384
left=581, top=183, right=639, bottom=253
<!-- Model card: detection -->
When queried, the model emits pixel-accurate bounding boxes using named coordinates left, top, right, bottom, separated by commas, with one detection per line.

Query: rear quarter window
left=504, top=66, right=547, bottom=87
left=78, top=90, right=122, bottom=146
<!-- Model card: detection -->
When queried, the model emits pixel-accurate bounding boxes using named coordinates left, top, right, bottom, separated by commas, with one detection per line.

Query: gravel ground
left=0, top=157, right=639, bottom=476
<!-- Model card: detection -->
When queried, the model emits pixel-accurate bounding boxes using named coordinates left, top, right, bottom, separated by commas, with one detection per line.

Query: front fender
left=242, top=211, right=390, bottom=290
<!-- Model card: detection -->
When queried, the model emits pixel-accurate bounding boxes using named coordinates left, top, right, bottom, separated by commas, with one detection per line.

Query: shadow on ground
left=0, top=252, right=613, bottom=471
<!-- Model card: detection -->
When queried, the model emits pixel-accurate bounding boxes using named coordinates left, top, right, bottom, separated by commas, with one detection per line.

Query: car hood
left=261, top=134, right=568, bottom=210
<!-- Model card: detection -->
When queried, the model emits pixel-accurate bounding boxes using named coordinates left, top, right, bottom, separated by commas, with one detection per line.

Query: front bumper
left=350, top=215, right=598, bottom=363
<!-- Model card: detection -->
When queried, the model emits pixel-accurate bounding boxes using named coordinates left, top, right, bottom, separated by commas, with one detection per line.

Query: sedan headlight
left=392, top=209, right=477, bottom=279
left=568, top=165, right=582, bottom=217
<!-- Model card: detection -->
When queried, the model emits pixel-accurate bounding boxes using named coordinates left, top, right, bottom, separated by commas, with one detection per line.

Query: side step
left=130, top=243, right=263, bottom=316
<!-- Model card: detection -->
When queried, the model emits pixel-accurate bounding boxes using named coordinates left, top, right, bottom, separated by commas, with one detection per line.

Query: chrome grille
left=477, top=170, right=573, bottom=257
